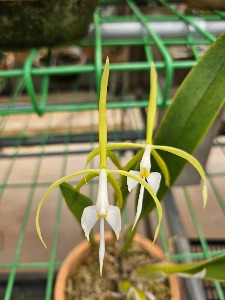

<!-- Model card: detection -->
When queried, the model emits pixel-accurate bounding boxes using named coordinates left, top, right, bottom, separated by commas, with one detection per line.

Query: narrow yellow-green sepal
left=107, top=150, right=123, bottom=169
left=109, top=169, right=162, bottom=242
left=152, top=149, right=170, bottom=186
left=124, top=149, right=144, bottom=171
left=86, top=142, right=144, bottom=168
left=75, top=173, right=98, bottom=191
left=107, top=173, right=123, bottom=208
left=85, top=146, right=100, bottom=168
left=152, top=145, right=207, bottom=207
left=99, top=57, right=109, bottom=168
left=36, top=169, right=100, bottom=248
left=146, top=62, right=157, bottom=144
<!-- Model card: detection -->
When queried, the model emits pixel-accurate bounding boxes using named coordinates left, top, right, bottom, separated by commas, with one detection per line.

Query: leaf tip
left=36, top=221, right=48, bottom=249
left=202, top=183, right=208, bottom=208
left=153, top=225, right=160, bottom=243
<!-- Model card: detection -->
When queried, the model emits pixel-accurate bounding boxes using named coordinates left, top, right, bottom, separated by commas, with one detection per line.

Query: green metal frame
left=0, top=0, right=222, bottom=116
left=0, top=1, right=225, bottom=299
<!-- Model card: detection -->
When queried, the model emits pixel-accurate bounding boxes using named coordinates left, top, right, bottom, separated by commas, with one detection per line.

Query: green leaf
left=142, top=32, right=225, bottom=216
left=60, top=182, right=93, bottom=223
left=136, top=253, right=225, bottom=282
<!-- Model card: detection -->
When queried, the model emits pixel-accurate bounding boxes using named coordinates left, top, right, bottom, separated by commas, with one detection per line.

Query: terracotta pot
left=54, top=233, right=181, bottom=300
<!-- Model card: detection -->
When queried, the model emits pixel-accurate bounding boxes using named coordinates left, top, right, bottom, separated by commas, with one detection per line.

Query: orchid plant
left=36, top=32, right=225, bottom=292
left=86, top=62, right=207, bottom=231
left=36, top=58, right=163, bottom=275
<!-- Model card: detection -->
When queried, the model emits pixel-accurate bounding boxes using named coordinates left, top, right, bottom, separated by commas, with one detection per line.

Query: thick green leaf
left=136, top=253, right=225, bottom=282
left=141, top=32, right=225, bottom=216
left=60, top=182, right=93, bottom=223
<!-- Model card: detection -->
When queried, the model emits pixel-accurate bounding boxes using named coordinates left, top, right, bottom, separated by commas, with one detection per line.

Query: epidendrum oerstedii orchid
left=86, top=63, right=208, bottom=229
left=127, top=144, right=161, bottom=229
left=35, top=58, right=163, bottom=275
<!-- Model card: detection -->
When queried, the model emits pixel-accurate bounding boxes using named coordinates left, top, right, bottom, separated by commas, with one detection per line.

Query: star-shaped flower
left=86, top=62, right=207, bottom=229
left=36, top=58, right=163, bottom=275
left=127, top=144, right=161, bottom=229
left=81, top=169, right=121, bottom=275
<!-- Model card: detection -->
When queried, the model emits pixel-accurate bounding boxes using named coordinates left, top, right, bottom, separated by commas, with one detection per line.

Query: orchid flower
left=81, top=169, right=121, bottom=275
left=36, top=58, right=163, bottom=275
left=86, top=62, right=208, bottom=228
left=127, top=144, right=161, bottom=229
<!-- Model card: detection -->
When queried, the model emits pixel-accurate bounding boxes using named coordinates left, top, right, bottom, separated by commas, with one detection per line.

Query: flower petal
left=127, top=170, right=140, bottom=192
left=105, top=205, right=121, bottom=239
left=132, top=185, right=145, bottom=230
left=147, top=172, right=161, bottom=194
left=81, top=205, right=98, bottom=241
left=99, top=218, right=105, bottom=276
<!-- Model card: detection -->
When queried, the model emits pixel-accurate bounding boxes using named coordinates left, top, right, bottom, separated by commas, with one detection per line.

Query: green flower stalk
left=86, top=62, right=208, bottom=228
left=36, top=58, right=162, bottom=275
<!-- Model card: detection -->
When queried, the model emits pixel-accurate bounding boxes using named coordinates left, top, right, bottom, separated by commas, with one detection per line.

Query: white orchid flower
left=127, top=144, right=161, bottom=229
left=81, top=169, right=121, bottom=275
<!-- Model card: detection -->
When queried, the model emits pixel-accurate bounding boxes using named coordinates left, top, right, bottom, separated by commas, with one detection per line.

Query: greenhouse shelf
left=0, top=1, right=225, bottom=300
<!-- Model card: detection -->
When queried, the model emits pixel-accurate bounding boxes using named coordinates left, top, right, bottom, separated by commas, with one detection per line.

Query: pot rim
left=54, top=232, right=181, bottom=300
